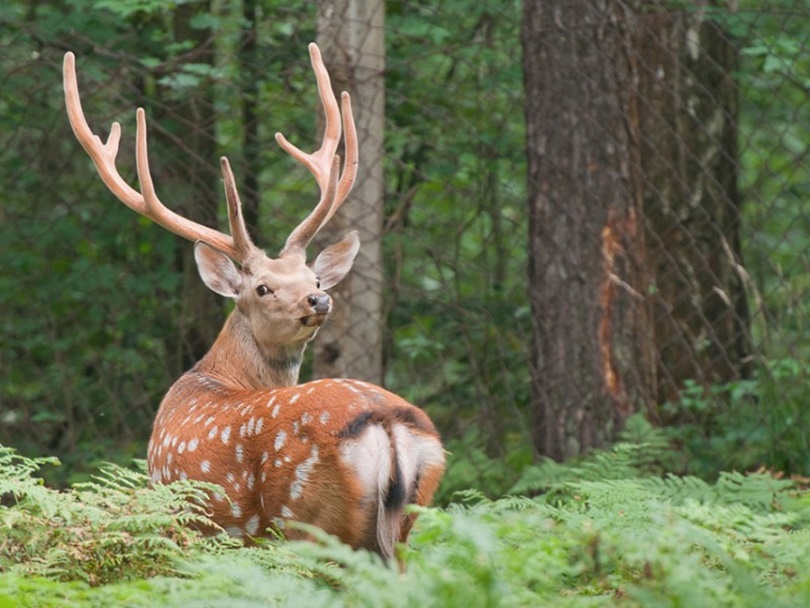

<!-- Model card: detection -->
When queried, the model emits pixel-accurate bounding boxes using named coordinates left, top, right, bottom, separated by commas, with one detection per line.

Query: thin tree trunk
left=314, top=0, right=386, bottom=384
left=239, top=0, right=261, bottom=242
left=169, top=3, right=222, bottom=370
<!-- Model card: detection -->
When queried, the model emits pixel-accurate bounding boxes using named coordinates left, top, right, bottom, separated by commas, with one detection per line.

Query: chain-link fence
left=1, top=1, right=807, bottom=490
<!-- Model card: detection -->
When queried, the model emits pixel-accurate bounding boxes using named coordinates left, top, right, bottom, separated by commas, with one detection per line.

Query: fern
left=0, top=447, right=223, bottom=585
left=3, top=441, right=810, bottom=607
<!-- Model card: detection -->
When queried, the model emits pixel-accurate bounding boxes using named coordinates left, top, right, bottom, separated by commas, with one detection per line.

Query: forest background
left=2, top=0, right=808, bottom=491
left=1, top=0, right=810, bottom=605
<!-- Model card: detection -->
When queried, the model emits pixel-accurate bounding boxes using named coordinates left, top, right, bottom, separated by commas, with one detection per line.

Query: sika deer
left=63, top=44, right=445, bottom=561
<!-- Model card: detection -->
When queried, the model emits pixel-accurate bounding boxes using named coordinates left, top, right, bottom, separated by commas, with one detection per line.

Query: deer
left=62, top=44, right=445, bottom=562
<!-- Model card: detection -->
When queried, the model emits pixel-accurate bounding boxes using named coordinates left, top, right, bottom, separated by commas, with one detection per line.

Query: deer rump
left=148, top=376, right=445, bottom=561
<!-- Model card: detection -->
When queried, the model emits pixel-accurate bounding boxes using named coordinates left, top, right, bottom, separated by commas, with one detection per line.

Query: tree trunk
left=635, top=8, right=750, bottom=407
left=313, top=0, right=386, bottom=384
left=168, top=3, right=222, bottom=371
left=523, top=0, right=749, bottom=459
left=523, top=0, right=655, bottom=460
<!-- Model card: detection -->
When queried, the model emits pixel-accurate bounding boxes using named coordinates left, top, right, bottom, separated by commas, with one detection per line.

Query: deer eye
left=256, top=284, right=273, bottom=297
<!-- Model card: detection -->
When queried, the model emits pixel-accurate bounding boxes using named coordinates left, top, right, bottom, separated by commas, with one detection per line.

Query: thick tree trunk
left=523, top=0, right=749, bottom=459
left=523, top=0, right=655, bottom=460
left=314, top=0, right=386, bottom=384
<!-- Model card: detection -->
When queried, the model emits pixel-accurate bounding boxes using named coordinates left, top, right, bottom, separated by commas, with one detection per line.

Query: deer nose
left=307, top=293, right=331, bottom=314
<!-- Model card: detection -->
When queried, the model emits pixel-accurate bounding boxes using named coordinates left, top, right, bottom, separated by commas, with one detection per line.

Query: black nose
left=307, top=293, right=331, bottom=314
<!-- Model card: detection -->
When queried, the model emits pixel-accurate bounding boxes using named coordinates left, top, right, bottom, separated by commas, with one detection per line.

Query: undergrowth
left=2, top=418, right=810, bottom=607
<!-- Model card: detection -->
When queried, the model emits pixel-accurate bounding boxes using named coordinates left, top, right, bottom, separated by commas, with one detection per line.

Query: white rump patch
left=339, top=425, right=391, bottom=504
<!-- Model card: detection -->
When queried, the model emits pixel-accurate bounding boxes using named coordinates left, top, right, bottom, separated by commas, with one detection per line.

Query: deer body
left=63, top=44, right=445, bottom=560
left=149, top=372, right=443, bottom=555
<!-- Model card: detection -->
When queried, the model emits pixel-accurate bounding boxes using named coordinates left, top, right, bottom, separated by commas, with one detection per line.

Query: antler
left=63, top=52, right=255, bottom=262
left=277, top=43, right=358, bottom=259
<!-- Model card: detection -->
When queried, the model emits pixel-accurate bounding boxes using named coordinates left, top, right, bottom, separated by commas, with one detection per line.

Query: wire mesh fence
left=1, top=1, right=807, bottom=489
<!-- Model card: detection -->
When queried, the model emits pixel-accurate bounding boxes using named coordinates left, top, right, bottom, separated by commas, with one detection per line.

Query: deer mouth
left=300, top=313, right=328, bottom=328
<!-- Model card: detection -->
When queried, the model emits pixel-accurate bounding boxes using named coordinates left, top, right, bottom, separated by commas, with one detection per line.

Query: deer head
left=63, top=44, right=359, bottom=380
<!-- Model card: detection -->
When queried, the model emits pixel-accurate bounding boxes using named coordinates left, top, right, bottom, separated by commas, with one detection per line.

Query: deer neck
left=195, top=310, right=304, bottom=389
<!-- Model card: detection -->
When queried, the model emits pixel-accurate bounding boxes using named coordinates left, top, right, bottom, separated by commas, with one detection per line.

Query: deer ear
left=311, top=231, right=360, bottom=290
left=194, top=241, right=243, bottom=299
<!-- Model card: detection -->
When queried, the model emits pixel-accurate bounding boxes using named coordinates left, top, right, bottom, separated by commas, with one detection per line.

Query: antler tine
left=64, top=52, right=242, bottom=261
left=220, top=157, right=258, bottom=259
left=276, top=43, right=358, bottom=257
left=282, top=156, right=341, bottom=257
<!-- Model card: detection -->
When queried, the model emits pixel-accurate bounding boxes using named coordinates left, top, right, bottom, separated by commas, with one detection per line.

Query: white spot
left=261, top=471, right=267, bottom=483
left=266, top=395, right=277, bottom=409
left=281, top=506, right=294, bottom=518
left=319, top=412, right=330, bottom=425
left=290, top=446, right=319, bottom=500
left=306, top=386, right=316, bottom=395
left=239, top=423, right=247, bottom=437
left=225, top=526, right=243, bottom=538
left=231, top=503, right=242, bottom=518
left=150, top=470, right=161, bottom=483
left=301, top=412, right=312, bottom=425
left=179, top=471, right=188, bottom=481
left=245, top=514, right=260, bottom=536
left=188, top=438, right=199, bottom=452
left=208, top=426, right=219, bottom=441
left=233, top=483, right=241, bottom=492
left=274, top=430, right=287, bottom=452
left=255, top=417, right=264, bottom=434
left=284, top=455, right=291, bottom=463
left=167, top=452, right=173, bottom=465
left=261, top=451, right=269, bottom=464
left=213, top=492, right=225, bottom=502
left=226, top=472, right=235, bottom=484
left=171, top=436, right=179, bottom=447
left=204, top=416, right=215, bottom=426
left=292, top=421, right=300, bottom=435
left=201, top=460, right=211, bottom=473
left=236, top=444, right=244, bottom=462
left=178, top=441, right=186, bottom=454
left=246, top=417, right=256, bottom=436
left=162, top=435, right=172, bottom=448
left=289, top=393, right=300, bottom=405
left=271, top=403, right=281, bottom=418
left=246, top=472, right=255, bottom=489
left=221, top=426, right=231, bottom=444
left=274, top=459, right=282, bottom=468
left=260, top=494, right=265, bottom=510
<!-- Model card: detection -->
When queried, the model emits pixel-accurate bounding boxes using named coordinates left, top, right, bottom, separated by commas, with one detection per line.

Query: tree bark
left=313, top=0, right=386, bottom=384
left=523, top=0, right=749, bottom=459
left=523, top=0, right=655, bottom=460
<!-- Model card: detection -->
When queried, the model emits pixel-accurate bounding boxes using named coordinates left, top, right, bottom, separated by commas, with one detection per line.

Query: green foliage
left=3, top=436, right=810, bottom=607
left=662, top=358, right=810, bottom=478
left=0, top=447, right=229, bottom=586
